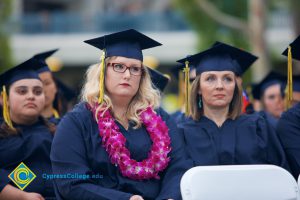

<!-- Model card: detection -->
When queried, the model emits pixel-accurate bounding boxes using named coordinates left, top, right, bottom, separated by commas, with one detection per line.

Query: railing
left=6, top=11, right=189, bottom=34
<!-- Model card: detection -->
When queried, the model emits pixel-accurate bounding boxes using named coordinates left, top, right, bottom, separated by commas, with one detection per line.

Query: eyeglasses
left=107, top=63, right=143, bottom=76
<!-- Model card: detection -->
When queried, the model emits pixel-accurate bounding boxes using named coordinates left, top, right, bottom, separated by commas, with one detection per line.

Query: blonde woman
left=177, top=43, right=289, bottom=170
left=51, top=29, right=190, bottom=200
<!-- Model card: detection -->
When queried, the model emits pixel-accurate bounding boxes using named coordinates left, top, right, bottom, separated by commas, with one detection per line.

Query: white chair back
left=181, top=165, right=299, bottom=200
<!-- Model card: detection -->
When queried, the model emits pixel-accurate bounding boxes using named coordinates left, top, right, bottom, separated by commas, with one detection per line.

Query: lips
left=24, top=103, right=37, bottom=108
left=119, top=83, right=130, bottom=87
left=214, top=94, right=225, bottom=98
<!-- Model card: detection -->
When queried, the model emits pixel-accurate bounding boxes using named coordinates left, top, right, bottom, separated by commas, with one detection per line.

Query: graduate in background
left=34, top=49, right=77, bottom=123
left=177, top=43, right=289, bottom=170
left=251, top=71, right=286, bottom=129
left=277, top=35, right=300, bottom=179
left=0, top=58, right=56, bottom=199
left=51, top=29, right=191, bottom=200
left=35, top=50, right=60, bottom=121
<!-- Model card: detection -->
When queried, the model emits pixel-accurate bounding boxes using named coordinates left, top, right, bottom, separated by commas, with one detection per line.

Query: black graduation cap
left=177, top=43, right=257, bottom=76
left=282, top=35, right=300, bottom=61
left=32, top=49, right=59, bottom=73
left=211, top=41, right=258, bottom=76
left=0, top=58, right=43, bottom=88
left=251, top=71, right=286, bottom=100
left=147, top=67, right=169, bottom=92
left=84, top=29, right=162, bottom=61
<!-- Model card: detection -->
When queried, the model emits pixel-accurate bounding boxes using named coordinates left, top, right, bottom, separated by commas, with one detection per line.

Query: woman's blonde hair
left=189, top=74, right=242, bottom=121
left=81, top=57, right=161, bottom=128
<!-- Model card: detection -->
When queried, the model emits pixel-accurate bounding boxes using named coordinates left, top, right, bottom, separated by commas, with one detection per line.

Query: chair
left=298, top=174, right=300, bottom=190
left=181, top=165, right=299, bottom=200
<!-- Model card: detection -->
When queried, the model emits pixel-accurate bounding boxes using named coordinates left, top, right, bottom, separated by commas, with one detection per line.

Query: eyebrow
left=15, top=85, right=43, bottom=89
left=15, top=86, right=27, bottom=89
left=114, top=60, right=141, bottom=65
left=205, top=73, right=234, bottom=76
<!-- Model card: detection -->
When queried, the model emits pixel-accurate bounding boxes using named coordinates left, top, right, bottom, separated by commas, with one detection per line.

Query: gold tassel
left=178, top=70, right=185, bottom=110
left=98, top=51, right=106, bottom=104
left=52, top=108, right=60, bottom=119
left=286, top=46, right=293, bottom=109
left=2, top=86, right=14, bottom=130
left=183, top=61, right=190, bottom=116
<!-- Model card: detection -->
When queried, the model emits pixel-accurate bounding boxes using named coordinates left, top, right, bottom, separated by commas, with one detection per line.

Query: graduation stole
left=92, top=105, right=171, bottom=180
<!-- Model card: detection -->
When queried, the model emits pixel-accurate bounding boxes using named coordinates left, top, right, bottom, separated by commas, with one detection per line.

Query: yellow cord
left=2, top=86, right=14, bottom=130
left=287, top=46, right=293, bottom=109
left=178, top=70, right=185, bottom=110
left=52, top=108, right=60, bottom=119
left=98, top=51, right=106, bottom=104
left=183, top=61, right=190, bottom=116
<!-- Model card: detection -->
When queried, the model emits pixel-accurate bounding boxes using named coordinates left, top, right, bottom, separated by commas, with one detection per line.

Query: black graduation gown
left=48, top=116, right=61, bottom=125
left=51, top=102, right=191, bottom=200
left=170, top=110, right=186, bottom=124
left=259, top=111, right=278, bottom=130
left=277, top=103, right=300, bottom=179
left=0, top=119, right=55, bottom=198
left=178, top=114, right=290, bottom=170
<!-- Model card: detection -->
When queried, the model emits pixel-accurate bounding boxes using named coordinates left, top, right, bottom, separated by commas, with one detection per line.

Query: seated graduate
left=251, top=71, right=286, bottom=129
left=50, top=29, right=191, bottom=200
left=171, top=41, right=258, bottom=123
left=177, top=43, right=290, bottom=170
left=277, top=35, right=300, bottom=179
left=0, top=58, right=56, bottom=199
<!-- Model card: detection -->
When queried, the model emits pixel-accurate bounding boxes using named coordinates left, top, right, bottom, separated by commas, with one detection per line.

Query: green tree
left=173, top=0, right=270, bottom=82
left=0, top=0, right=12, bottom=73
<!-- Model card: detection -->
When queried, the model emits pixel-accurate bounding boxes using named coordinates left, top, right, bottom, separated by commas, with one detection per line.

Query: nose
left=123, top=68, right=131, bottom=79
left=215, top=78, right=224, bottom=89
left=27, top=90, right=35, bottom=100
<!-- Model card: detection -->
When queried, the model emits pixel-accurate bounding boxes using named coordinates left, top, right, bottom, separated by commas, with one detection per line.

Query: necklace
left=92, top=106, right=171, bottom=180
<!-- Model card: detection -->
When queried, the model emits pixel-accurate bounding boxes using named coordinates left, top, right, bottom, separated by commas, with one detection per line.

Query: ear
left=197, top=86, right=202, bottom=95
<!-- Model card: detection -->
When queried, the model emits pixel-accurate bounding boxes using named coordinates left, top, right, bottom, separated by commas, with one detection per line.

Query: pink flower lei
left=92, top=106, right=172, bottom=180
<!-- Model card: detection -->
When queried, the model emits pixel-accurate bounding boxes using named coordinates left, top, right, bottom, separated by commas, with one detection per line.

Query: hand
left=0, top=184, right=44, bottom=200
left=129, top=195, right=144, bottom=200
left=22, top=192, right=45, bottom=200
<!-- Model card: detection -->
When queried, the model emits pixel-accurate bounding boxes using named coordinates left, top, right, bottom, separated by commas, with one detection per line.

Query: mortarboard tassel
left=183, top=61, right=190, bottom=116
left=2, top=86, right=15, bottom=130
left=286, top=46, right=293, bottom=109
left=178, top=70, right=185, bottom=110
left=98, top=51, right=106, bottom=104
left=52, top=108, right=60, bottom=119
